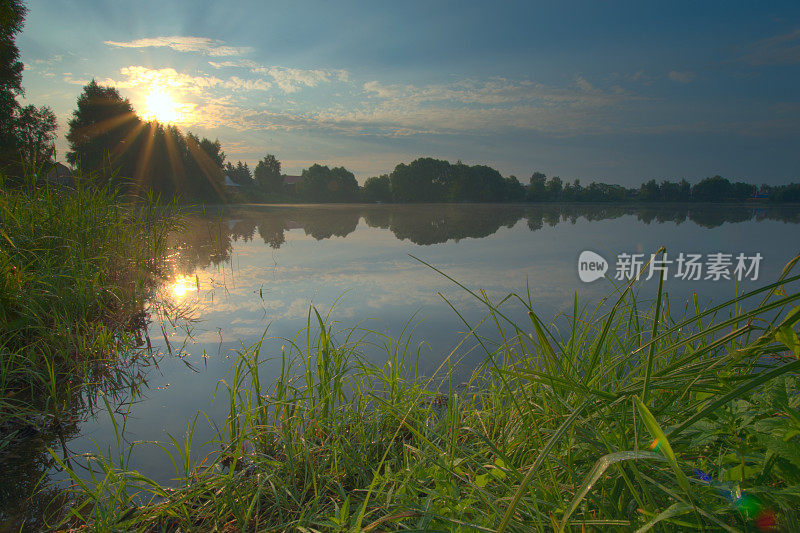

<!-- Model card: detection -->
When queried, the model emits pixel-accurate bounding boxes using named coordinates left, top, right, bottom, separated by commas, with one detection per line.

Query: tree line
left=2, top=0, right=798, bottom=206
left=10, top=73, right=800, bottom=205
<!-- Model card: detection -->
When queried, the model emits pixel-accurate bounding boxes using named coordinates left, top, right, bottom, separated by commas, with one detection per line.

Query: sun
left=143, top=87, right=182, bottom=123
left=170, top=275, right=196, bottom=299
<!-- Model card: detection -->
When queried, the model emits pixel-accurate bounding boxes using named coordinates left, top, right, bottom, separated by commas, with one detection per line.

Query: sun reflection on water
left=170, top=275, right=197, bottom=300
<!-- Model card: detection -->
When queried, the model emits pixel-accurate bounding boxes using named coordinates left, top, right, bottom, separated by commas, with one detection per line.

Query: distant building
left=223, top=174, right=240, bottom=188
left=283, top=174, right=302, bottom=192
left=46, top=162, right=72, bottom=185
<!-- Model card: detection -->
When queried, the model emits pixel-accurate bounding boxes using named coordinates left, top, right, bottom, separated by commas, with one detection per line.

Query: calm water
left=4, top=203, right=800, bottom=522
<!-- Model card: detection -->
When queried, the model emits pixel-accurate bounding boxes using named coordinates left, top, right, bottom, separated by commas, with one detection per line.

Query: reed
left=48, top=252, right=800, bottom=531
left=0, top=167, right=175, bottom=447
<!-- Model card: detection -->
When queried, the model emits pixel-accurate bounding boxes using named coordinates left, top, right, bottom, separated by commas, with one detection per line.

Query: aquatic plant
left=48, top=252, right=800, bottom=531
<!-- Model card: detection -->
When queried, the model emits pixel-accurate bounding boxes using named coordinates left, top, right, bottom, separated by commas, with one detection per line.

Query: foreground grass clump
left=0, top=171, right=173, bottom=436
left=56, top=256, right=800, bottom=531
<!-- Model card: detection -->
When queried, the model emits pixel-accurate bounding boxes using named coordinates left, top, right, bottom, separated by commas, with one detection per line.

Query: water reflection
left=4, top=203, right=799, bottom=529
left=170, top=204, right=800, bottom=271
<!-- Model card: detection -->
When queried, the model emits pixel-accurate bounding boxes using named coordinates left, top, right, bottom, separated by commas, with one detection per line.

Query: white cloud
left=208, top=59, right=261, bottom=69
left=223, top=76, right=271, bottom=91
left=104, top=36, right=253, bottom=57
left=252, top=66, right=349, bottom=93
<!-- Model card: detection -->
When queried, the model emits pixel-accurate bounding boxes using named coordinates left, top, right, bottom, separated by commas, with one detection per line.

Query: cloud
left=253, top=66, right=349, bottom=93
left=104, top=36, right=253, bottom=57
left=223, top=76, right=271, bottom=91
left=98, top=64, right=655, bottom=139
left=667, top=70, right=695, bottom=83
left=737, top=29, right=800, bottom=66
left=208, top=59, right=261, bottom=69
left=107, top=66, right=223, bottom=94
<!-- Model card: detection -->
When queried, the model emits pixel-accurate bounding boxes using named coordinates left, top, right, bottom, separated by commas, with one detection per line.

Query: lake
left=4, top=202, right=800, bottom=522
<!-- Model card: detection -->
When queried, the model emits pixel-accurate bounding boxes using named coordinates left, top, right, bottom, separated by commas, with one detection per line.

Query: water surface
left=5, top=203, right=800, bottom=522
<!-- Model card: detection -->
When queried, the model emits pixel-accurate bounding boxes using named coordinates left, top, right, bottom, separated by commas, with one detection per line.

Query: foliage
left=362, top=174, right=391, bottom=202
left=0, top=168, right=175, bottom=447
left=49, top=254, right=800, bottom=531
left=65, top=80, right=139, bottom=180
left=65, top=81, right=227, bottom=202
left=225, top=160, right=253, bottom=187
left=692, top=175, right=755, bottom=202
left=527, top=171, right=547, bottom=201
left=296, top=163, right=359, bottom=202
left=0, top=0, right=59, bottom=174
left=254, top=154, right=282, bottom=194
left=0, top=0, right=25, bottom=158
left=13, top=104, right=57, bottom=166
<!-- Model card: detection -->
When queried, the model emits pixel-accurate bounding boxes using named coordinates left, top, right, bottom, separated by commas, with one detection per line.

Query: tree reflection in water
left=168, top=204, right=800, bottom=273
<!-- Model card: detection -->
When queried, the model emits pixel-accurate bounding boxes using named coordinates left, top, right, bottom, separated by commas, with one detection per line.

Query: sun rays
left=142, top=86, right=194, bottom=124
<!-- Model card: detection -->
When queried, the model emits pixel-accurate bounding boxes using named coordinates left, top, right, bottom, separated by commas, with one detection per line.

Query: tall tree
left=66, top=80, right=141, bottom=181
left=15, top=104, right=57, bottom=166
left=389, top=158, right=450, bottom=202
left=0, top=0, right=26, bottom=167
left=527, top=171, right=547, bottom=201
left=254, top=154, right=282, bottom=193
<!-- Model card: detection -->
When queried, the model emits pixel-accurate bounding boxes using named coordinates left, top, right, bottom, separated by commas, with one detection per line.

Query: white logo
left=578, top=251, right=608, bottom=282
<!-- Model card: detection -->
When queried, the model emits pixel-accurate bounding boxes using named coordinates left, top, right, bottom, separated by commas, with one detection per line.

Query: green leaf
left=475, top=473, right=490, bottom=488
left=634, top=396, right=691, bottom=494
left=775, top=324, right=800, bottom=358
left=558, top=450, right=666, bottom=532
left=634, top=502, right=693, bottom=533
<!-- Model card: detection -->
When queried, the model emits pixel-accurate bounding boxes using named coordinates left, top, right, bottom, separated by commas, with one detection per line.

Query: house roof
left=224, top=174, right=240, bottom=187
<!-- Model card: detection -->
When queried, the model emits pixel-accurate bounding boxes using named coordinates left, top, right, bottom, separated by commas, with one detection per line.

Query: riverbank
left=0, top=172, right=175, bottom=451
left=51, top=256, right=800, bottom=531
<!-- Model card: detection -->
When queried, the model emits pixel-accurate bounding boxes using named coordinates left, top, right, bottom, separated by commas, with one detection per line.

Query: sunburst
left=143, top=87, right=184, bottom=123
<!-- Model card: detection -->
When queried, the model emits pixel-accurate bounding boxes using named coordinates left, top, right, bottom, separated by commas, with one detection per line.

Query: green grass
left=47, top=252, right=800, bottom=531
left=0, top=168, right=175, bottom=446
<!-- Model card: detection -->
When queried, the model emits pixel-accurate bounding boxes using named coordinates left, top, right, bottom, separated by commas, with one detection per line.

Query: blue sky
left=17, top=0, right=800, bottom=184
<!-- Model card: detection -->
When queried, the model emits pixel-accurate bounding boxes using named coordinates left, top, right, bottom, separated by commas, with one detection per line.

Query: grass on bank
left=0, top=168, right=175, bottom=447
left=50, top=252, right=800, bottom=531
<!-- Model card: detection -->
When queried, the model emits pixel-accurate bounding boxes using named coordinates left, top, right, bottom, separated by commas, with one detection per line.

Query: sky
left=17, top=0, right=800, bottom=185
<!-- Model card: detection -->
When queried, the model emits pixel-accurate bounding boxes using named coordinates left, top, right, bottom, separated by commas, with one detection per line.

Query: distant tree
left=770, top=183, right=800, bottom=203
left=0, top=0, right=25, bottom=168
left=527, top=171, right=547, bottom=201
left=183, top=132, right=226, bottom=201
left=503, top=175, right=526, bottom=202
left=678, top=178, right=691, bottom=201
left=362, top=174, right=392, bottom=202
left=66, top=80, right=141, bottom=181
left=389, top=158, right=450, bottom=202
left=639, top=179, right=661, bottom=202
left=731, top=181, right=757, bottom=200
left=223, top=161, right=253, bottom=187
left=254, top=154, right=282, bottom=193
left=545, top=176, right=563, bottom=201
left=660, top=180, right=681, bottom=202
left=297, top=164, right=359, bottom=202
left=14, top=104, right=57, bottom=167
left=692, top=175, right=733, bottom=202
left=562, top=179, right=583, bottom=201
left=447, top=162, right=507, bottom=202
